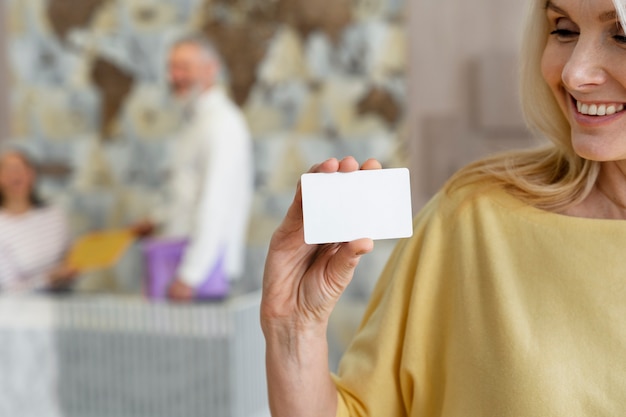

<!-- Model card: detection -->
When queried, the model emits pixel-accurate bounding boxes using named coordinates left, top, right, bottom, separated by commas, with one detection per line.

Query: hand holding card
left=301, top=168, right=413, bottom=244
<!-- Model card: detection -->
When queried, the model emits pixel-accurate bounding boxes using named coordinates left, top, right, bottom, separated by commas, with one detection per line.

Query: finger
left=361, top=158, right=382, bottom=170
left=346, top=238, right=375, bottom=257
left=337, top=156, right=360, bottom=172
left=308, top=158, right=339, bottom=174
left=281, top=180, right=307, bottom=229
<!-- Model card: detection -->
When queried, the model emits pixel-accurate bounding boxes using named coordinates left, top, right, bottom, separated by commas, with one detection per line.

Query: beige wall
left=0, top=0, right=9, bottom=141
left=407, top=0, right=536, bottom=211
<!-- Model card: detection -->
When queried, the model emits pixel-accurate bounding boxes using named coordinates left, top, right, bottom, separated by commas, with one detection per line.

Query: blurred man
left=137, top=35, right=253, bottom=301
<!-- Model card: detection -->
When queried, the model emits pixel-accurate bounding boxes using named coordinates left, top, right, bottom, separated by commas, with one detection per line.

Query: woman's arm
left=261, top=156, right=381, bottom=417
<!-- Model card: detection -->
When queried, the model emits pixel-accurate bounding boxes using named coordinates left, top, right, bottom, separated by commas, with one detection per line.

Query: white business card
left=301, top=168, right=413, bottom=244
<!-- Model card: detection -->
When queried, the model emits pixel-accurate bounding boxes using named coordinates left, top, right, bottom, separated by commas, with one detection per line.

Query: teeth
left=576, top=101, right=625, bottom=116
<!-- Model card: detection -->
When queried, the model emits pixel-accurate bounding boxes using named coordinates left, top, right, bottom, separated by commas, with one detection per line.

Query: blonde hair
left=445, top=0, right=626, bottom=212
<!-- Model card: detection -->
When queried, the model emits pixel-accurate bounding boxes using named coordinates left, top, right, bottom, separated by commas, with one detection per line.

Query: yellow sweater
left=334, top=183, right=626, bottom=416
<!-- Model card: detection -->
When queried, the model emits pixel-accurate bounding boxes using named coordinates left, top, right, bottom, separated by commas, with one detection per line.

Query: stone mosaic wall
left=6, top=0, right=408, bottom=291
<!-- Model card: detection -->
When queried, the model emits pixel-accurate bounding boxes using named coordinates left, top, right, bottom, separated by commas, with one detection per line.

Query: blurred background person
left=0, top=146, right=77, bottom=292
left=133, top=34, right=254, bottom=302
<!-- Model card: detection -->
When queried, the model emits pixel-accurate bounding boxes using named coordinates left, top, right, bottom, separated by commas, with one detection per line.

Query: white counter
left=0, top=292, right=269, bottom=417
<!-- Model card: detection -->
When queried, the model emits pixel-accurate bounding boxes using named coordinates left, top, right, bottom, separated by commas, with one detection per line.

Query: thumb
left=327, top=238, right=374, bottom=286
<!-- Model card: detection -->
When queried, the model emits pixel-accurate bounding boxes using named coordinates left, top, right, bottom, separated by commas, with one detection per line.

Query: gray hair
left=171, top=34, right=222, bottom=66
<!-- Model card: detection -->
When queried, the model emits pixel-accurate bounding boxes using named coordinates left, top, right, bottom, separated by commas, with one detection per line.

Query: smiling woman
left=445, top=0, right=626, bottom=219
left=260, top=0, right=626, bottom=416
left=0, top=146, right=76, bottom=292
left=542, top=0, right=626, bottom=160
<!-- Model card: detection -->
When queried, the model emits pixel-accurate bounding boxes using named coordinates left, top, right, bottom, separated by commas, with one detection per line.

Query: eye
left=550, top=28, right=579, bottom=41
left=548, top=16, right=579, bottom=41
left=614, top=34, right=626, bottom=43
left=613, top=23, right=626, bottom=44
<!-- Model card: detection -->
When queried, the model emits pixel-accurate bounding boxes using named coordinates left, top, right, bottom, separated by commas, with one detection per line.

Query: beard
left=169, top=83, right=205, bottom=121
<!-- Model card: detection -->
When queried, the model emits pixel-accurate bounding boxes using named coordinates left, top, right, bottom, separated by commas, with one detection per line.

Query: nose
left=561, top=37, right=608, bottom=91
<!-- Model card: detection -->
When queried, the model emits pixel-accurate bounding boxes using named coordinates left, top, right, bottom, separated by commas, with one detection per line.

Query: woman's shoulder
left=0, top=205, right=64, bottom=237
left=26, top=204, right=69, bottom=227
left=33, top=203, right=65, bottom=216
left=422, top=178, right=524, bottom=222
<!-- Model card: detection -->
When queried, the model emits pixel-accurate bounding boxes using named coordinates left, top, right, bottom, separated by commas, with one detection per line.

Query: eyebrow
left=545, top=0, right=618, bottom=23
left=544, top=1, right=566, bottom=15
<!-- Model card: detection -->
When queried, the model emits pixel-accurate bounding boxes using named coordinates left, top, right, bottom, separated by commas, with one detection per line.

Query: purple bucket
left=141, top=238, right=229, bottom=301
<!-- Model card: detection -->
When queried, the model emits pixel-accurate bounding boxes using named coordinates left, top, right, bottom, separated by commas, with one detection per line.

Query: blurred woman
left=0, top=147, right=76, bottom=292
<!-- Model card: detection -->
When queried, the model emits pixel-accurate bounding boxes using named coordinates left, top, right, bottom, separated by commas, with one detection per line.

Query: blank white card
left=301, top=168, right=413, bottom=244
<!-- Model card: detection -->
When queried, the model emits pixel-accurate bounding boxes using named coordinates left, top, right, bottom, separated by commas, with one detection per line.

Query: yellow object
left=333, top=182, right=626, bottom=416
left=66, top=229, right=135, bottom=272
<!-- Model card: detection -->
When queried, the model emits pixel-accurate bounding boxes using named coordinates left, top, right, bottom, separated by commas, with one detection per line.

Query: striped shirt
left=0, top=206, right=70, bottom=291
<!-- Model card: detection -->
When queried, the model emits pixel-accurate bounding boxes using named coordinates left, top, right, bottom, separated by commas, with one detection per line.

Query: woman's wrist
left=262, top=314, right=329, bottom=347
left=264, top=318, right=337, bottom=417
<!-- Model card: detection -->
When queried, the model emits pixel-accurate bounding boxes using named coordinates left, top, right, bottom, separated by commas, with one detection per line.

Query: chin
left=570, top=132, right=626, bottom=162
left=572, top=144, right=626, bottom=162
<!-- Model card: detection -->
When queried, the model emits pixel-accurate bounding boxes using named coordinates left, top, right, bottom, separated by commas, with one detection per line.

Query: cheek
left=540, top=48, right=563, bottom=91
left=24, top=172, right=35, bottom=187
left=191, top=66, right=206, bottom=82
left=3, top=169, right=33, bottom=186
left=607, top=60, right=626, bottom=87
